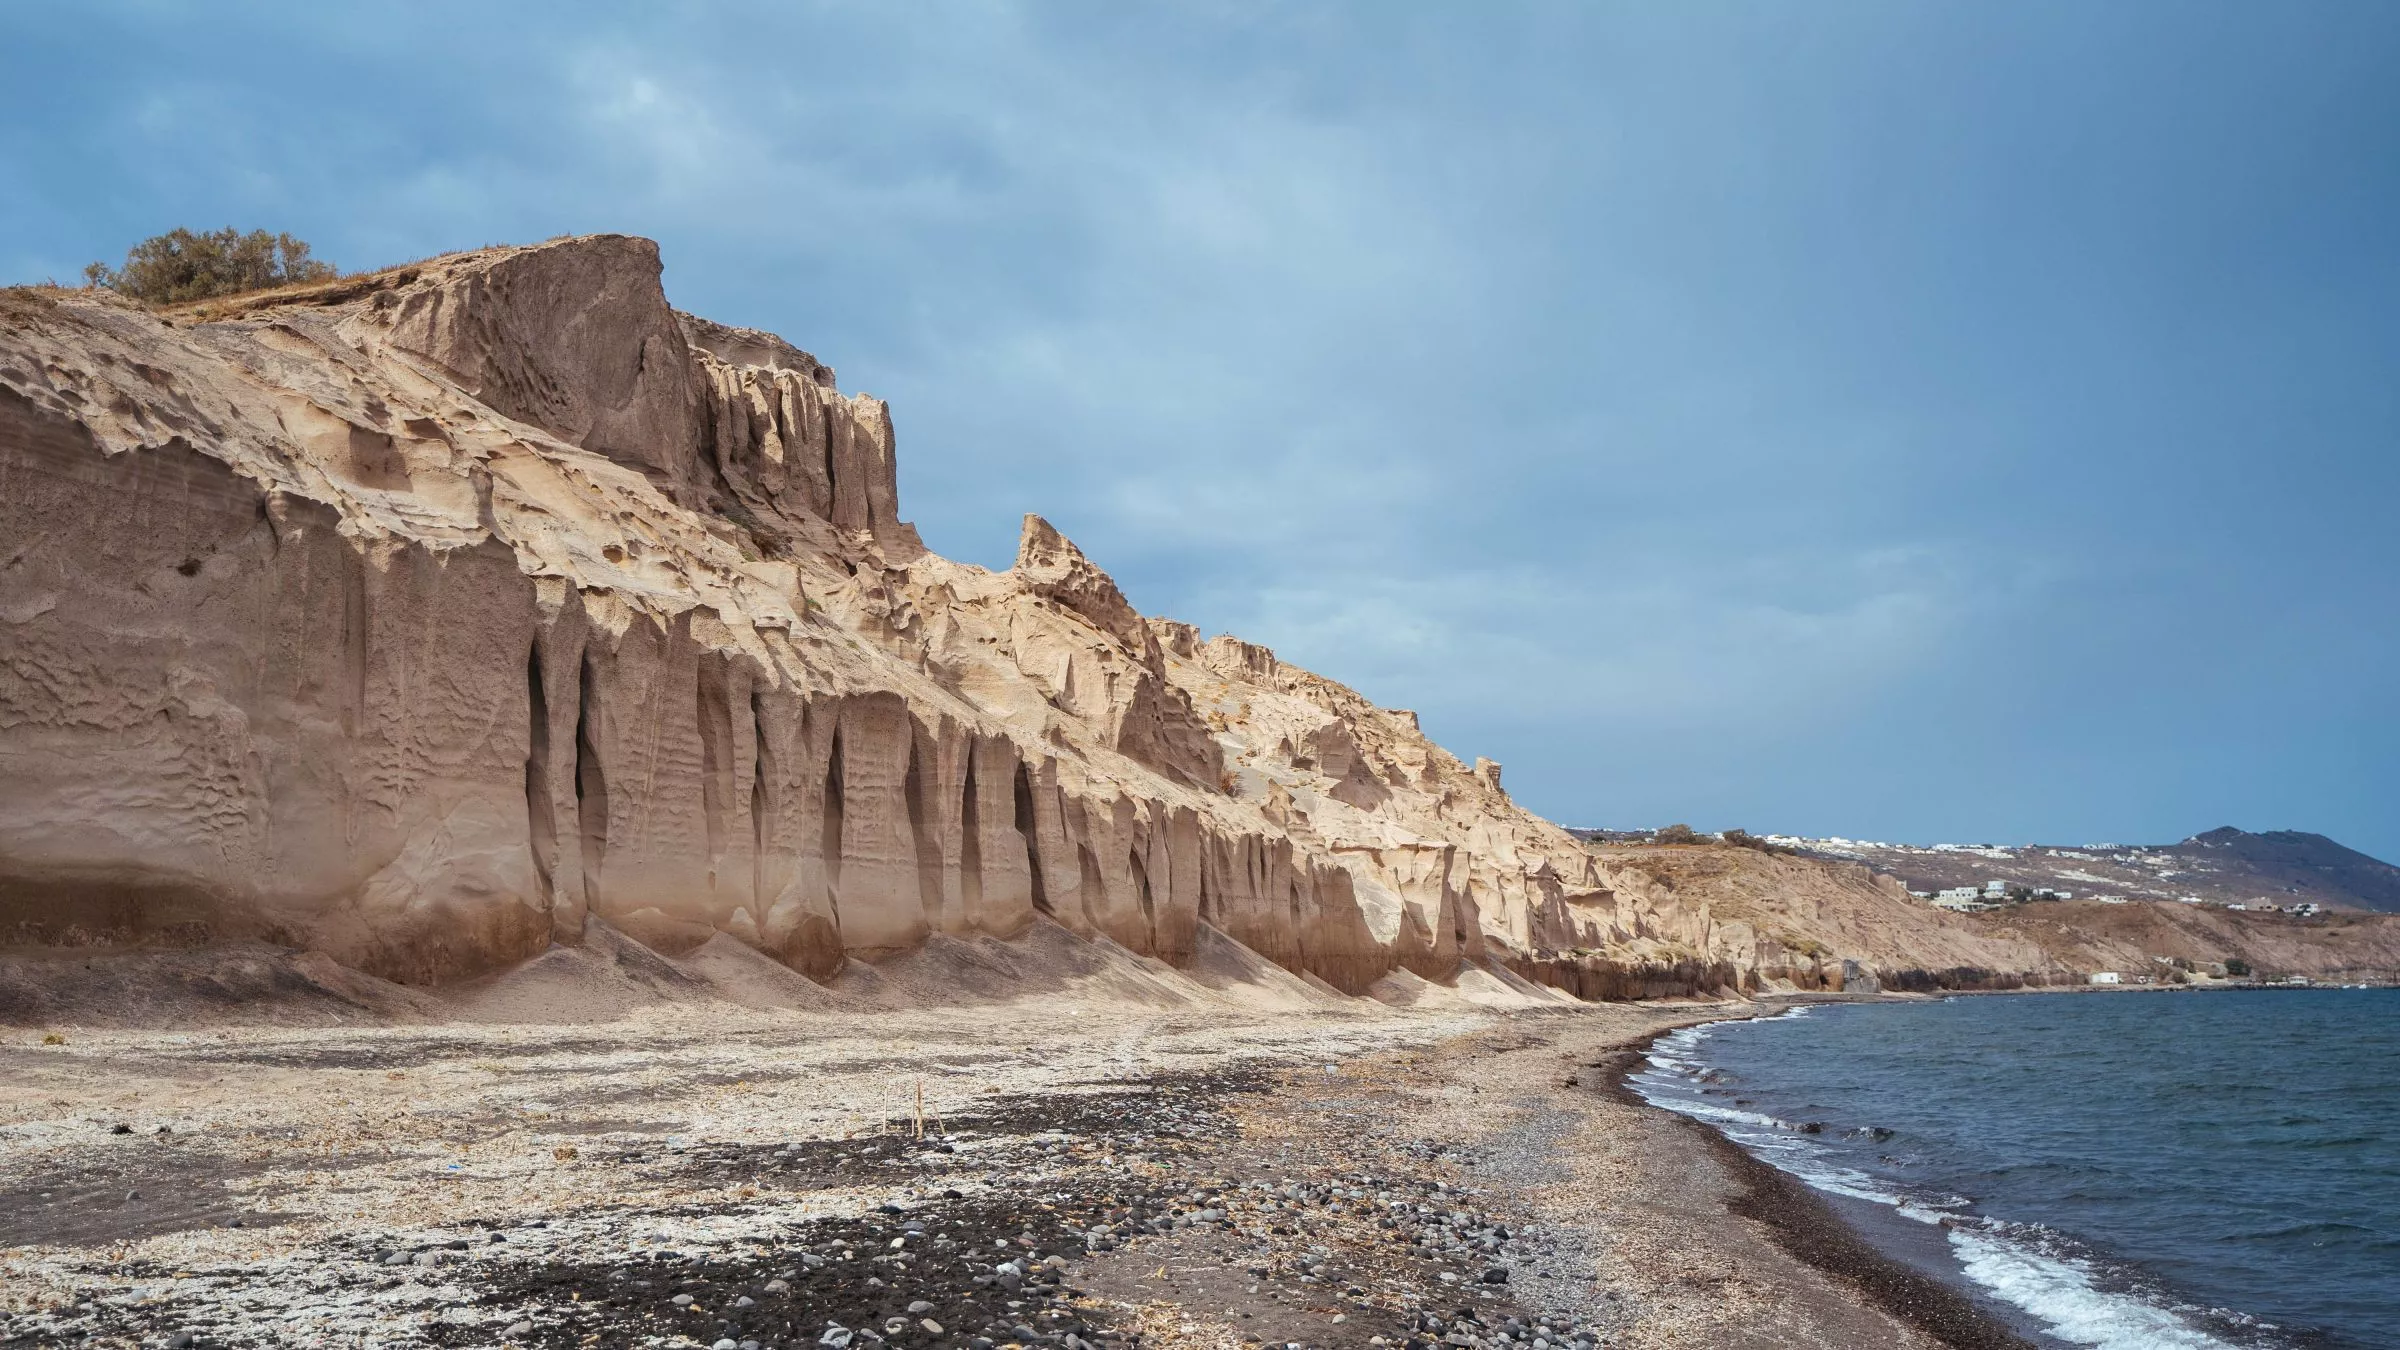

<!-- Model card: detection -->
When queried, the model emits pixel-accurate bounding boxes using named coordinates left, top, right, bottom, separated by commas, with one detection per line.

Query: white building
left=2089, top=972, right=2123, bottom=985
left=1983, top=879, right=2010, bottom=898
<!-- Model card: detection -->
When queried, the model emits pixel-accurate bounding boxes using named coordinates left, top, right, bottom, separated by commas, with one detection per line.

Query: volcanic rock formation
left=0, top=235, right=2075, bottom=997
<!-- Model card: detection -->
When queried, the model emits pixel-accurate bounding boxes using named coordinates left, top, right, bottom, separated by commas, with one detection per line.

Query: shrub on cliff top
left=85, top=228, right=338, bottom=304
left=1721, top=827, right=1784, bottom=854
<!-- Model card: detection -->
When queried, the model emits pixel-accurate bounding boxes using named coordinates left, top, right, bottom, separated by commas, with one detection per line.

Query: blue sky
left=7, top=2, right=2396, bottom=858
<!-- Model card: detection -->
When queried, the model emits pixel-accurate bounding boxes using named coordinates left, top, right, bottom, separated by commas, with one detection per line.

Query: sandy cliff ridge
left=0, top=234, right=2333, bottom=1006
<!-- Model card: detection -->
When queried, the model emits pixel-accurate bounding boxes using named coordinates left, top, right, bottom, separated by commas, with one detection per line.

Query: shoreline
left=1627, top=983, right=2400, bottom=1350
left=1599, top=1008, right=2039, bottom=1350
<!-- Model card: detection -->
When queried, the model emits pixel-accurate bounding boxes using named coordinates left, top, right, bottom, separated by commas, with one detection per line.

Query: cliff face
left=0, top=235, right=2111, bottom=996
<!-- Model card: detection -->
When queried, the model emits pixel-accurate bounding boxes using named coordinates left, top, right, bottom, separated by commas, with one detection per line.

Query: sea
left=1629, top=988, right=2400, bottom=1349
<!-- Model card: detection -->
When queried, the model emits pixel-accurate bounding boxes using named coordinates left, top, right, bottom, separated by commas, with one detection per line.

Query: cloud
left=482, top=5, right=2062, bottom=783
left=6, top=0, right=2396, bottom=854
left=1207, top=540, right=1985, bottom=734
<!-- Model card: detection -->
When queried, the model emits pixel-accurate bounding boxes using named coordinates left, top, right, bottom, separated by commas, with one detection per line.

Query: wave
left=1948, top=1223, right=2249, bottom=1350
left=1630, top=1024, right=2272, bottom=1349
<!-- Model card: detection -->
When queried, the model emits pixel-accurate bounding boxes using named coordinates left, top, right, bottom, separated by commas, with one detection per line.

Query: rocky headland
left=3, top=232, right=2286, bottom=1007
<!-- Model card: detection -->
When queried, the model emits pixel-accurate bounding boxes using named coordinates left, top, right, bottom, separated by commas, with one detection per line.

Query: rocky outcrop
left=370, top=235, right=708, bottom=485
left=0, top=236, right=2117, bottom=1000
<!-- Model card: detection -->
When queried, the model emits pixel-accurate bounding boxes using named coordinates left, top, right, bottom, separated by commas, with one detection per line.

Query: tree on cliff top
left=85, top=228, right=337, bottom=304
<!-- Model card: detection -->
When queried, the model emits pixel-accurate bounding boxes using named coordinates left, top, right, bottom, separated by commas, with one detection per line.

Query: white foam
left=1630, top=1060, right=1911, bottom=1206
left=1651, top=1097, right=1788, bottom=1131
left=1632, top=1017, right=2258, bottom=1350
left=1949, top=1224, right=2242, bottom=1349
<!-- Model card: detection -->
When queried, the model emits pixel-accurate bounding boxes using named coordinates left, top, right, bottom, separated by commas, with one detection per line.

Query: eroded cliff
left=0, top=235, right=2081, bottom=998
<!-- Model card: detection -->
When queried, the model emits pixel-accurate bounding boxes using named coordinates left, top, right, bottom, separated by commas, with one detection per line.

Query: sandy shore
left=0, top=989, right=2027, bottom=1350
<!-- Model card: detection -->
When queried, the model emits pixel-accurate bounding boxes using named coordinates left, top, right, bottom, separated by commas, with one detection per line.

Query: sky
left=6, top=2, right=2397, bottom=859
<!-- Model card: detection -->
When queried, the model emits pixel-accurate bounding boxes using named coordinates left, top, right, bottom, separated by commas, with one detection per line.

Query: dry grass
left=0, top=286, right=64, bottom=322
left=149, top=233, right=599, bottom=322
left=155, top=261, right=430, bottom=321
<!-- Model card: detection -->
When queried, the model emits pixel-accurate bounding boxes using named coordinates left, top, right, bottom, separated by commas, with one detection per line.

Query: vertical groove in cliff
left=958, top=748, right=983, bottom=917
left=821, top=410, right=840, bottom=516
left=696, top=659, right=734, bottom=890
left=822, top=726, right=845, bottom=924
left=749, top=689, right=774, bottom=913
left=1078, top=843, right=1105, bottom=926
left=1014, top=761, right=1049, bottom=916
left=903, top=729, right=943, bottom=924
left=340, top=551, right=368, bottom=742
left=1131, top=846, right=1156, bottom=941
left=523, top=643, right=556, bottom=906
left=574, top=653, right=608, bottom=908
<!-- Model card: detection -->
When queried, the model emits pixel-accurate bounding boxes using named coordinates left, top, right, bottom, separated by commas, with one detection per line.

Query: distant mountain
left=2177, top=827, right=2400, bottom=913
left=1575, top=826, right=2400, bottom=915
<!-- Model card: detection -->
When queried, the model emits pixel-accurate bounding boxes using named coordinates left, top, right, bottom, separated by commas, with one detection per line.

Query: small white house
left=2089, top=972, right=2123, bottom=985
left=1983, top=879, right=2010, bottom=898
left=1932, top=886, right=1987, bottom=912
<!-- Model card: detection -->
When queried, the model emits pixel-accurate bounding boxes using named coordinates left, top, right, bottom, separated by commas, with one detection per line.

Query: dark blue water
left=1632, top=990, right=2400, bottom=1349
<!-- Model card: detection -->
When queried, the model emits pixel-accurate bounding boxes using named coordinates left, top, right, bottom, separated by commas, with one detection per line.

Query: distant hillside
left=1572, top=827, right=2400, bottom=915
left=2177, top=828, right=2400, bottom=912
